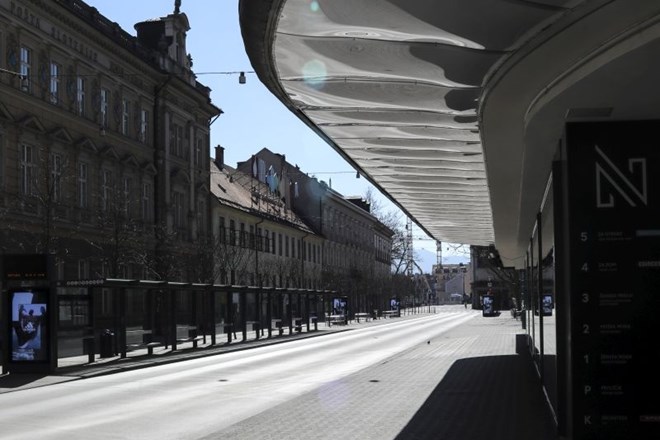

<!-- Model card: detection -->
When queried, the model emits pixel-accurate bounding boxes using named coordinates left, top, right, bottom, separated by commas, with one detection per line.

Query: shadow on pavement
left=0, top=374, right=48, bottom=389
left=395, top=337, right=557, bottom=440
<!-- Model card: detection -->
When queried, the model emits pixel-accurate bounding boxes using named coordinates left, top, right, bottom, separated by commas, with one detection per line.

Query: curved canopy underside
left=240, top=0, right=660, bottom=262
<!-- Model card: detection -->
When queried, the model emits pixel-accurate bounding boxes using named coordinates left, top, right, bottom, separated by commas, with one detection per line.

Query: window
left=139, top=109, right=148, bottom=143
left=78, top=259, right=89, bottom=279
left=141, top=182, right=152, bottom=222
left=278, top=233, right=283, bottom=256
left=19, top=46, right=31, bottom=92
left=50, top=153, right=62, bottom=202
left=121, top=99, right=130, bottom=135
left=101, top=169, right=113, bottom=211
left=173, top=191, right=185, bottom=228
left=170, top=123, right=183, bottom=157
left=76, top=77, right=85, bottom=115
left=49, top=62, right=59, bottom=104
left=123, top=177, right=132, bottom=215
left=239, top=223, right=246, bottom=247
left=100, top=88, right=109, bottom=128
left=218, top=216, right=226, bottom=243
left=285, top=236, right=289, bottom=257
left=78, top=163, right=88, bottom=208
left=195, top=136, right=202, bottom=166
left=229, top=220, right=236, bottom=245
left=20, top=144, right=35, bottom=195
left=197, top=199, right=206, bottom=234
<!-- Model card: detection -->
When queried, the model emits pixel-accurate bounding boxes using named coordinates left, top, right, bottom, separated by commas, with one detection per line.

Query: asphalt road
left=0, top=307, right=479, bottom=440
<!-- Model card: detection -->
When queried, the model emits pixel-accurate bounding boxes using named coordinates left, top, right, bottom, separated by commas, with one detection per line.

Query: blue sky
left=87, top=0, right=468, bottom=261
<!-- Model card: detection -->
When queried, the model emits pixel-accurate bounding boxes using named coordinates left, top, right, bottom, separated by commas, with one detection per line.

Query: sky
left=87, top=0, right=469, bottom=264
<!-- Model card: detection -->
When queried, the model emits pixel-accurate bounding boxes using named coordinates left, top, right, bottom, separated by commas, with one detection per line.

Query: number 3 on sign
left=582, top=292, right=589, bottom=303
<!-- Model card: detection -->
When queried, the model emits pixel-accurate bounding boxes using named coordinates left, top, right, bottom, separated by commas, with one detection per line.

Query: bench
left=246, top=321, right=261, bottom=339
left=271, top=319, right=283, bottom=336
left=124, top=328, right=164, bottom=356
left=145, top=342, right=163, bottom=355
left=126, top=341, right=164, bottom=356
left=292, top=317, right=303, bottom=333
left=355, top=313, right=370, bottom=323
left=383, top=310, right=399, bottom=318
left=328, top=314, right=346, bottom=326
left=176, top=336, right=203, bottom=349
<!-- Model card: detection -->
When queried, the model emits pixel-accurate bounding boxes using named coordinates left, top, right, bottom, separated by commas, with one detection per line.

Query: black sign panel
left=564, top=121, right=660, bottom=439
left=2, top=254, right=48, bottom=280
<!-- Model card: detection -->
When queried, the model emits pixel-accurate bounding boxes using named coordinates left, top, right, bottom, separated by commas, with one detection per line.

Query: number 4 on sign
left=581, top=262, right=588, bottom=272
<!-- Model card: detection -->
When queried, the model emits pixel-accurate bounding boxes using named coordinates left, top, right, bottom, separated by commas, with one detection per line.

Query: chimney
left=214, top=145, right=225, bottom=169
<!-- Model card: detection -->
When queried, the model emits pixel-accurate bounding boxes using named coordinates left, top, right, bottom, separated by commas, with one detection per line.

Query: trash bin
left=521, top=310, right=527, bottom=330
left=100, top=329, right=114, bottom=358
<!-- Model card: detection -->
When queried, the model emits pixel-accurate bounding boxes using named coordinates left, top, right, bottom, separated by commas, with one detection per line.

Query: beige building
left=236, top=148, right=394, bottom=313
left=210, top=147, right=323, bottom=289
left=0, top=0, right=220, bottom=282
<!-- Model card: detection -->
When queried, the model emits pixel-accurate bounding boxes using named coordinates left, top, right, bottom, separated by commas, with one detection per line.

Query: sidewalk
left=1, top=309, right=558, bottom=439
left=213, top=309, right=558, bottom=440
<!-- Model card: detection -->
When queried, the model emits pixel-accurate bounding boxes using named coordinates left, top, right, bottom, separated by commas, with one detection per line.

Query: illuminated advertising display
left=482, top=295, right=495, bottom=316
left=10, top=290, right=49, bottom=362
left=332, top=297, right=348, bottom=316
left=541, top=294, right=553, bottom=317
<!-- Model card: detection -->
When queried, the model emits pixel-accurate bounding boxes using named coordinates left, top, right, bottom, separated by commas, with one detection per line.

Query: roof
left=239, top=0, right=660, bottom=267
left=210, top=161, right=315, bottom=234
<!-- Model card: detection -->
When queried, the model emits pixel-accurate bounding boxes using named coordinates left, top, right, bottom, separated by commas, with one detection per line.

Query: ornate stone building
left=0, top=0, right=220, bottom=281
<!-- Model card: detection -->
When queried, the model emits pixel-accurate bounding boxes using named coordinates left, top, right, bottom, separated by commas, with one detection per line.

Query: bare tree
left=87, top=184, right=144, bottom=278
left=211, top=228, right=253, bottom=285
left=363, top=187, right=424, bottom=276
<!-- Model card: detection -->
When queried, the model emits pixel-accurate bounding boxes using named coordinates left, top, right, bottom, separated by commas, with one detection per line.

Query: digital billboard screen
left=10, top=290, right=49, bottom=362
left=332, top=297, right=347, bottom=316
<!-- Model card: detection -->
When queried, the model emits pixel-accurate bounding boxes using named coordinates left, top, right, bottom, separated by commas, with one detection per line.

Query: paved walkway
left=0, top=308, right=558, bottom=439
left=208, top=310, right=558, bottom=440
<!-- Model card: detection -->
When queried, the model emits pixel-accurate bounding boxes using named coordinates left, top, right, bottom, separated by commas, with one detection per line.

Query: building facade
left=210, top=146, right=323, bottom=289
left=0, top=0, right=220, bottom=282
left=236, top=148, right=394, bottom=313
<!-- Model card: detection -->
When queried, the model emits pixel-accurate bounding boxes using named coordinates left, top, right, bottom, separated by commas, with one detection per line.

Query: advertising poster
left=541, top=294, right=553, bottom=316
left=332, top=297, right=347, bottom=316
left=389, top=297, right=400, bottom=311
left=10, top=290, right=49, bottom=362
left=482, top=295, right=494, bottom=316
